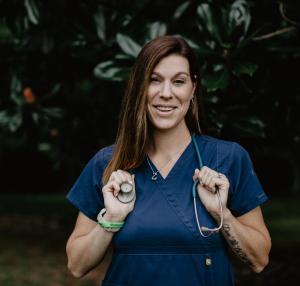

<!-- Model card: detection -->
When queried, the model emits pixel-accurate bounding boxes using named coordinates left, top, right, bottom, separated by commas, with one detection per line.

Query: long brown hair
left=102, top=35, right=207, bottom=184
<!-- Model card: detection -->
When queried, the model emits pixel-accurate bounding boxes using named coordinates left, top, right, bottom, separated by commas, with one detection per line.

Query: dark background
left=0, top=0, right=300, bottom=285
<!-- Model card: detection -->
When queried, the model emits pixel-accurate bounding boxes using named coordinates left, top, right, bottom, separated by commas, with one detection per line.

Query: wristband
left=97, top=208, right=124, bottom=232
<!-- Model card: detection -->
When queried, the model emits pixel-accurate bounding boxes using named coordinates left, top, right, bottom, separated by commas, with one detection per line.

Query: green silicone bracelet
left=99, top=221, right=124, bottom=228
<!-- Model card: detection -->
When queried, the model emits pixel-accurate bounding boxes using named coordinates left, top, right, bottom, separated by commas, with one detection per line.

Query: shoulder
left=196, top=134, right=250, bottom=162
left=91, top=144, right=115, bottom=168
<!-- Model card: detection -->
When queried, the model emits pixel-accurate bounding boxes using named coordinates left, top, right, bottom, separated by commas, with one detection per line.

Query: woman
left=66, top=35, right=271, bottom=286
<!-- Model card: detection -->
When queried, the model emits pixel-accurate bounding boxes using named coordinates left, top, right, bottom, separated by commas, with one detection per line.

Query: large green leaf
left=116, top=33, right=141, bottom=58
left=173, top=1, right=191, bottom=19
left=202, top=69, right=230, bottom=92
left=41, top=107, right=64, bottom=119
left=197, top=3, right=221, bottom=43
left=231, top=116, right=266, bottom=137
left=148, top=22, right=167, bottom=40
left=233, top=62, right=258, bottom=77
left=10, top=75, right=23, bottom=106
left=228, top=0, right=251, bottom=42
left=94, top=60, right=127, bottom=81
left=24, top=0, right=39, bottom=25
left=94, top=6, right=106, bottom=41
left=184, top=37, right=218, bottom=56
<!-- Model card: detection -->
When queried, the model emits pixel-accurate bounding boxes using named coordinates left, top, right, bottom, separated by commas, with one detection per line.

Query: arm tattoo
left=223, top=224, right=255, bottom=268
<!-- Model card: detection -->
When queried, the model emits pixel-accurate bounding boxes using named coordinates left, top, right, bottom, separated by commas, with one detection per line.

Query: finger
left=131, top=174, right=135, bottom=187
left=193, top=169, right=200, bottom=180
left=200, top=166, right=219, bottom=186
left=116, top=170, right=127, bottom=182
left=211, top=177, right=229, bottom=192
left=103, top=181, right=120, bottom=197
left=200, top=167, right=211, bottom=185
left=124, top=171, right=134, bottom=185
left=108, top=171, right=121, bottom=185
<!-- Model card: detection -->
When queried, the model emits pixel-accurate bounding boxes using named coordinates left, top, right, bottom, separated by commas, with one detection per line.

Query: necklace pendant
left=151, top=173, right=158, bottom=181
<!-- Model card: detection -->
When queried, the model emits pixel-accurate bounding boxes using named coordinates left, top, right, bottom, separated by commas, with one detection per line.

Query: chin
left=151, top=119, right=180, bottom=131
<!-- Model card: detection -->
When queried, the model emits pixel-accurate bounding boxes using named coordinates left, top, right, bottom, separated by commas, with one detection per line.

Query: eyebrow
left=151, top=71, right=190, bottom=77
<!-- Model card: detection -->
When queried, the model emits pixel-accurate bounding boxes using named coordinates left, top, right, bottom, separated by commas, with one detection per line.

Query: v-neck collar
left=145, top=139, right=194, bottom=182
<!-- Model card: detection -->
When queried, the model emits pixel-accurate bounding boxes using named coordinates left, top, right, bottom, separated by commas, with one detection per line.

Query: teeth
left=156, top=106, right=175, bottom=111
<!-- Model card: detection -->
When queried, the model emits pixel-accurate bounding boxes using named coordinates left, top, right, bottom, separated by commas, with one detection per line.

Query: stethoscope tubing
left=192, top=134, right=223, bottom=237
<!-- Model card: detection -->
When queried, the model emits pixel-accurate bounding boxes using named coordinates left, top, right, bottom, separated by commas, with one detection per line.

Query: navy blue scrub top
left=67, top=134, right=268, bottom=286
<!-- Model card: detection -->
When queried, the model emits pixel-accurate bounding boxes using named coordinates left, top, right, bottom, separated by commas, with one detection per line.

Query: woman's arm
left=66, top=170, right=136, bottom=278
left=219, top=206, right=271, bottom=273
left=66, top=211, right=116, bottom=278
left=194, top=167, right=271, bottom=273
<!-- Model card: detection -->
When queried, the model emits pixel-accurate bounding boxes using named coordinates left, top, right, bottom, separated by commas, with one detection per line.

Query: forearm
left=66, top=223, right=114, bottom=278
left=219, top=209, right=271, bottom=273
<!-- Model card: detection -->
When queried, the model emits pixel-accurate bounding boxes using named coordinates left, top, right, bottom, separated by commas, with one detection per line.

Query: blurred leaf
left=231, top=116, right=265, bottom=137
left=0, top=22, right=12, bottom=42
left=38, top=142, right=51, bottom=151
left=174, top=1, right=191, bottom=19
left=228, top=0, right=251, bottom=42
left=10, top=75, right=23, bottom=106
left=32, top=112, right=39, bottom=124
left=41, top=107, right=64, bottom=119
left=8, top=113, right=23, bottom=132
left=197, top=3, right=221, bottom=43
left=115, top=53, right=132, bottom=60
left=116, top=33, right=141, bottom=58
left=24, top=0, right=40, bottom=25
left=94, top=60, right=126, bottom=81
left=233, top=62, right=258, bottom=77
left=202, top=69, right=230, bottom=92
left=148, top=22, right=167, bottom=40
left=94, top=6, right=106, bottom=41
left=183, top=37, right=217, bottom=56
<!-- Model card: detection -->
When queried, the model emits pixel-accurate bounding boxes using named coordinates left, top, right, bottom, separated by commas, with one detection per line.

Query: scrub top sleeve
left=66, top=150, right=105, bottom=221
left=227, top=143, right=268, bottom=217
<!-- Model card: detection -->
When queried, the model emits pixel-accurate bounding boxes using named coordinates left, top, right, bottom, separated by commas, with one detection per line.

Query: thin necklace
left=146, top=138, right=191, bottom=181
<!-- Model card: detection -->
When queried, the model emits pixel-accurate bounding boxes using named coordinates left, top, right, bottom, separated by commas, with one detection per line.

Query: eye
left=173, top=79, right=186, bottom=86
left=150, top=77, right=160, bottom=83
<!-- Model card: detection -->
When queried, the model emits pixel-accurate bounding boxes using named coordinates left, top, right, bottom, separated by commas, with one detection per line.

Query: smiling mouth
left=154, top=105, right=177, bottom=112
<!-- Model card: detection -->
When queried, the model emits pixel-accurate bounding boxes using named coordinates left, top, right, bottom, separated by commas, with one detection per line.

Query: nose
left=160, top=81, right=173, bottom=99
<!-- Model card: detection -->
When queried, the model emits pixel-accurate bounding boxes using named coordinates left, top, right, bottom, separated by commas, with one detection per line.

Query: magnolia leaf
left=197, top=3, right=221, bottom=43
left=116, top=33, right=141, bottom=58
left=148, top=22, right=167, bottom=40
left=94, top=6, right=106, bottom=41
left=174, top=1, right=191, bottom=19
left=233, top=62, right=258, bottom=77
left=24, top=0, right=39, bottom=25
left=228, top=0, right=251, bottom=41
left=8, top=113, right=22, bottom=132
left=202, top=69, right=230, bottom=92
left=183, top=37, right=217, bottom=56
left=41, top=107, right=64, bottom=118
left=38, top=143, right=52, bottom=151
left=232, top=116, right=265, bottom=137
left=10, top=75, right=23, bottom=106
left=32, top=112, right=39, bottom=124
left=94, top=61, right=126, bottom=81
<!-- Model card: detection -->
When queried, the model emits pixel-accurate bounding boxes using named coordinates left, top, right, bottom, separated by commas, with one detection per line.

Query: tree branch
left=252, top=26, right=296, bottom=41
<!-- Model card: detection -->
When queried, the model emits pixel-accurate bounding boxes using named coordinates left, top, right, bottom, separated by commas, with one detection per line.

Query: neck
left=148, top=122, right=192, bottom=158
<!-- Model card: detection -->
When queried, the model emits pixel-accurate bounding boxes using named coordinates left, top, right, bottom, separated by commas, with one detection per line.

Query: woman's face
left=146, top=54, right=196, bottom=132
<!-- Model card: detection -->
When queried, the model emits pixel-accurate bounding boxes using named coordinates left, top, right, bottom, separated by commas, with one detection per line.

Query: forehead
left=152, top=54, right=190, bottom=75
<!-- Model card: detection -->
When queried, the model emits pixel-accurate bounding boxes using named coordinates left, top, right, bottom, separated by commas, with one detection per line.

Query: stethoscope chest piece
left=117, top=182, right=135, bottom=203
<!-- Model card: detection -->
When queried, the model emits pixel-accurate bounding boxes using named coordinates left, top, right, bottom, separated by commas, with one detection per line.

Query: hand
left=193, top=166, right=230, bottom=220
left=102, top=170, right=136, bottom=222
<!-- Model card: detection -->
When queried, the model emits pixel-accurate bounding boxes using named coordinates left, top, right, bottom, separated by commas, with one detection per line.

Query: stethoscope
left=116, top=134, right=224, bottom=237
left=192, top=134, right=224, bottom=237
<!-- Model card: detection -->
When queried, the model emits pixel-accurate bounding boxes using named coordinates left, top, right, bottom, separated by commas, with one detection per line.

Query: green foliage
left=0, top=0, right=299, bottom=188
